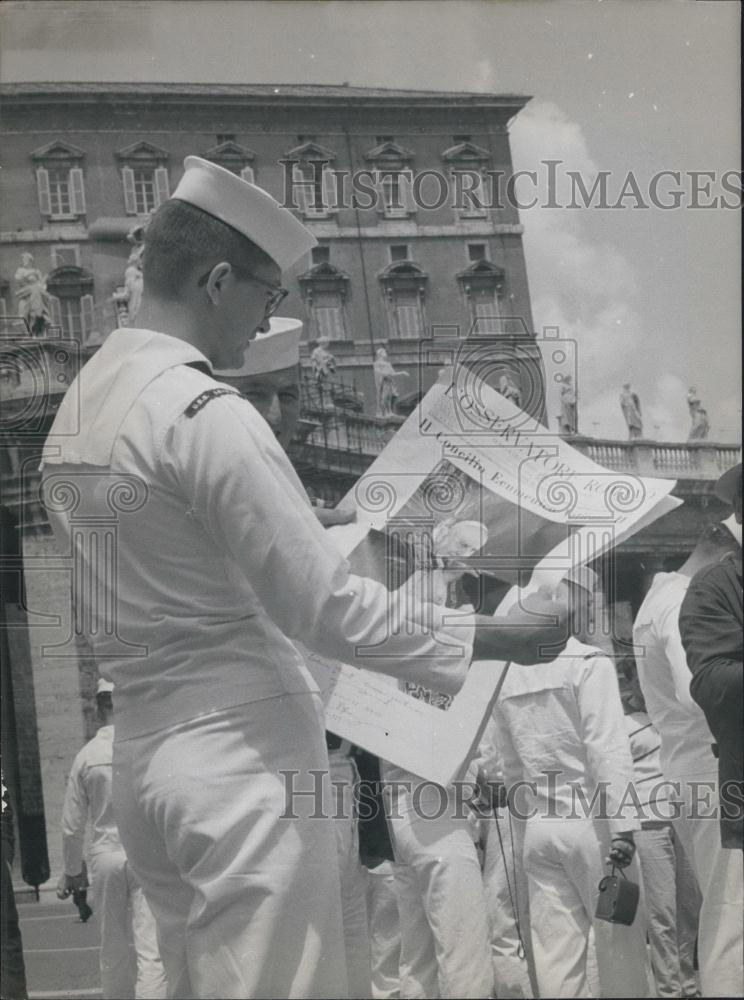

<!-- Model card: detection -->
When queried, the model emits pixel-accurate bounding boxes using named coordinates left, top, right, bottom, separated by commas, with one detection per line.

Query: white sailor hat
left=96, top=678, right=115, bottom=695
left=214, top=317, right=303, bottom=377
left=171, top=156, right=317, bottom=270
left=562, top=565, right=599, bottom=595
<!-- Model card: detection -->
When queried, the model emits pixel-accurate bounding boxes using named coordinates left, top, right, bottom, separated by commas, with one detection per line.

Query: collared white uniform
left=494, top=639, right=650, bottom=999
left=634, top=572, right=744, bottom=997
left=43, top=329, right=474, bottom=1000
left=623, top=712, right=700, bottom=998
left=61, top=725, right=167, bottom=999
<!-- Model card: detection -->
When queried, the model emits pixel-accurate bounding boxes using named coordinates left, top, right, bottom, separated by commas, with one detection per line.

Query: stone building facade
left=0, top=82, right=544, bottom=417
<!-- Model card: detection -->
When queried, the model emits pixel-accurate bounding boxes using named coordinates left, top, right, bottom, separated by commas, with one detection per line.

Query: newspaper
left=305, top=369, right=680, bottom=785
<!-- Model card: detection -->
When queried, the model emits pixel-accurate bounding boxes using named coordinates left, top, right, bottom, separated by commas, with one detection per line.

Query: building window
left=363, top=141, right=416, bottom=219
left=380, top=171, right=416, bottom=218
left=454, top=170, right=488, bottom=218
left=298, top=260, right=350, bottom=340
left=46, top=265, right=96, bottom=341
left=32, top=141, right=87, bottom=221
left=286, top=141, right=338, bottom=219
left=456, top=259, right=506, bottom=336
left=312, top=290, right=346, bottom=340
left=379, top=261, right=428, bottom=341
left=216, top=133, right=236, bottom=144
left=441, top=140, right=492, bottom=221
left=376, top=135, right=395, bottom=144
left=51, top=245, right=81, bottom=268
left=116, top=142, right=170, bottom=216
left=392, top=290, right=425, bottom=338
left=312, top=246, right=331, bottom=265
left=467, top=243, right=487, bottom=262
left=471, top=288, right=501, bottom=334
left=390, top=244, right=409, bottom=262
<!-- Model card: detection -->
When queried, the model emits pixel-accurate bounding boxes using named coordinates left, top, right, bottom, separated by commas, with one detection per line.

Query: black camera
left=595, top=871, right=639, bottom=926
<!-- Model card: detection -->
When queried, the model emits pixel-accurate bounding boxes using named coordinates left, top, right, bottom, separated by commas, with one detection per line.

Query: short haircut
left=142, top=199, right=276, bottom=299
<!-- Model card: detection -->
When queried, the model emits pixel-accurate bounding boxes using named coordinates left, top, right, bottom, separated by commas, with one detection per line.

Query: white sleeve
left=576, top=657, right=641, bottom=835
left=657, top=600, right=697, bottom=709
left=61, top=754, right=88, bottom=876
left=162, top=394, right=474, bottom=694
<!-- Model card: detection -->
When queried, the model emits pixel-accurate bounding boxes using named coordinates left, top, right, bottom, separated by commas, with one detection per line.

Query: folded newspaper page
left=304, top=368, right=680, bottom=785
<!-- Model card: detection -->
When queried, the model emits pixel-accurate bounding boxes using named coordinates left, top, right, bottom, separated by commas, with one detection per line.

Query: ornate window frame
left=379, top=261, right=428, bottom=340
left=298, top=261, right=350, bottom=341
left=363, top=141, right=416, bottom=219
left=46, top=265, right=96, bottom=340
left=286, top=141, right=338, bottom=219
left=456, top=259, right=506, bottom=334
left=442, top=141, right=492, bottom=220
left=31, top=141, right=87, bottom=221
left=115, top=142, right=170, bottom=216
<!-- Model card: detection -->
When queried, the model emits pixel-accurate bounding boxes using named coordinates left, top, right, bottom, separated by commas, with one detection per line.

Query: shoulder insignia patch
left=184, top=386, right=239, bottom=418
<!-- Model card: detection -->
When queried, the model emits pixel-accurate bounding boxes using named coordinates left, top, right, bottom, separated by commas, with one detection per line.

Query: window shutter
left=400, top=172, right=416, bottom=215
left=292, top=165, right=309, bottom=214
left=36, top=167, right=52, bottom=216
left=0, top=297, right=6, bottom=319
left=396, top=302, right=422, bottom=339
left=80, top=294, right=95, bottom=339
left=473, top=290, right=500, bottom=333
left=240, top=165, right=255, bottom=184
left=69, top=168, right=86, bottom=215
left=322, top=168, right=337, bottom=213
left=154, top=166, right=170, bottom=207
left=122, top=166, right=137, bottom=214
left=48, top=295, right=63, bottom=332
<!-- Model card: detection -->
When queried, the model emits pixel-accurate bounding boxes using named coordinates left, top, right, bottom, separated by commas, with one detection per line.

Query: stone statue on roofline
left=113, top=220, right=148, bottom=327
left=14, top=252, right=52, bottom=336
left=309, top=335, right=337, bottom=383
left=373, top=345, right=409, bottom=418
left=687, top=387, right=710, bottom=441
left=619, top=382, right=643, bottom=439
left=558, top=375, right=577, bottom=435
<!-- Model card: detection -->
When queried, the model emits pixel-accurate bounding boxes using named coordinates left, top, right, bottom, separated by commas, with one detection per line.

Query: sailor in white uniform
left=41, top=157, right=569, bottom=999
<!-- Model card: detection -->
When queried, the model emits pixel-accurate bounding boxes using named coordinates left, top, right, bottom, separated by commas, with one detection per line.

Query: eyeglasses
left=197, top=265, right=289, bottom=319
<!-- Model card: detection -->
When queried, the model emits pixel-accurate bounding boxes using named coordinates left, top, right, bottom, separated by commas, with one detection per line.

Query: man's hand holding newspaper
left=473, top=586, right=570, bottom=664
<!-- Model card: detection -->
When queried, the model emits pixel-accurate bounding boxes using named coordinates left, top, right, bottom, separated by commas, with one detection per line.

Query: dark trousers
left=1, top=858, right=28, bottom=1000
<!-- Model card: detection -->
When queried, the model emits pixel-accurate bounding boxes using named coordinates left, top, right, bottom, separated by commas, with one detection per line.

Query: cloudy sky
left=2, top=0, right=740, bottom=440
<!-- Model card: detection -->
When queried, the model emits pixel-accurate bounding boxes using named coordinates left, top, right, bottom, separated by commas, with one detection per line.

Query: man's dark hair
left=142, top=199, right=275, bottom=299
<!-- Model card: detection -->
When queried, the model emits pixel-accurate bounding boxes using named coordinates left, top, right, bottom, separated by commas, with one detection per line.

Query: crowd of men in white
left=50, top=159, right=742, bottom=1000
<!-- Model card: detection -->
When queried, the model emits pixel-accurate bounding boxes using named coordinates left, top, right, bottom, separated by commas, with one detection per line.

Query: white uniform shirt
left=42, top=329, right=474, bottom=740
left=494, top=638, right=640, bottom=834
left=632, top=572, right=716, bottom=782
left=623, top=711, right=672, bottom=822
left=61, top=725, right=121, bottom=875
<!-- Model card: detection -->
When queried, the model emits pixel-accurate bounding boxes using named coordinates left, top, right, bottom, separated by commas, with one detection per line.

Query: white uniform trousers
left=329, top=751, right=373, bottom=999
left=481, top=813, right=534, bottom=999
left=383, top=771, right=493, bottom=999
left=673, top=805, right=744, bottom=997
left=523, top=818, right=652, bottom=999
left=113, top=695, right=348, bottom=1000
left=366, top=862, right=402, bottom=999
left=635, top=823, right=700, bottom=998
left=89, top=848, right=167, bottom=999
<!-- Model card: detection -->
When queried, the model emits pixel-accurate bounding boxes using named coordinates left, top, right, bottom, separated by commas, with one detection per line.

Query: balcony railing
left=570, top=436, right=741, bottom=480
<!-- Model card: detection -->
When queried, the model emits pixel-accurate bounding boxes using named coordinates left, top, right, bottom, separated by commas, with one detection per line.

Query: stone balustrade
left=569, top=436, right=741, bottom=480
